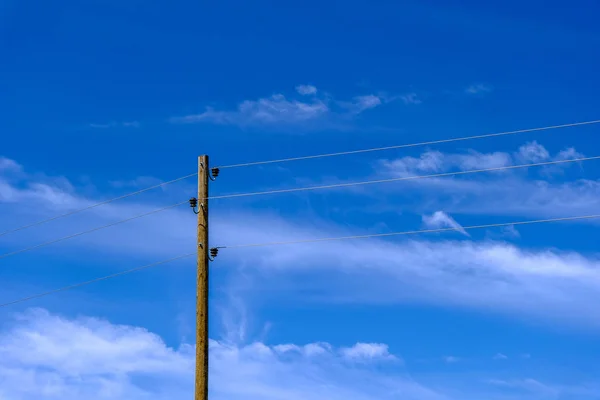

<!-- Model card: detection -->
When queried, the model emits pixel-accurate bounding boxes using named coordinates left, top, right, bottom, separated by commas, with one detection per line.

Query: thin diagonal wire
left=208, top=155, right=600, bottom=200
left=215, top=119, right=600, bottom=169
left=0, top=201, right=188, bottom=260
left=220, top=213, right=600, bottom=249
left=0, top=253, right=196, bottom=308
left=0, top=172, right=198, bottom=238
left=3, top=214, right=599, bottom=308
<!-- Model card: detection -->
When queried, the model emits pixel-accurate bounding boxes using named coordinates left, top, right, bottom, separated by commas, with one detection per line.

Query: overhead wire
left=3, top=119, right=598, bottom=238
left=215, top=119, right=600, bottom=169
left=3, top=212, right=600, bottom=308
left=0, top=201, right=188, bottom=260
left=0, top=253, right=196, bottom=308
left=0, top=172, right=198, bottom=238
left=207, top=155, right=600, bottom=200
left=219, top=213, right=600, bottom=249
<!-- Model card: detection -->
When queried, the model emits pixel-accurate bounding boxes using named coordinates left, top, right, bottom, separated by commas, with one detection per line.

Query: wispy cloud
left=443, top=356, right=460, bottom=364
left=400, top=92, right=422, bottom=105
left=422, top=211, right=470, bottom=237
left=170, top=85, right=410, bottom=129
left=340, top=95, right=383, bottom=113
left=0, top=157, right=23, bottom=173
left=3, top=155, right=600, bottom=330
left=89, top=121, right=140, bottom=129
left=295, top=84, right=318, bottom=95
left=380, top=148, right=513, bottom=177
left=486, top=378, right=600, bottom=399
left=465, top=83, right=493, bottom=95
left=172, top=93, right=330, bottom=127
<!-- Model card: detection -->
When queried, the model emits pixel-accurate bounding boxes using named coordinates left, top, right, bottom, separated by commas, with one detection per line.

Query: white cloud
left=3, top=155, right=600, bottom=331
left=0, top=309, right=192, bottom=400
left=515, top=141, right=550, bottom=163
left=495, top=225, right=521, bottom=239
left=0, top=309, right=441, bottom=400
left=493, top=353, right=508, bottom=360
left=339, top=343, right=397, bottom=362
left=400, top=93, right=422, bottom=105
left=0, top=157, right=22, bottom=173
left=465, top=83, right=492, bottom=95
left=555, top=147, right=584, bottom=161
left=375, top=142, right=595, bottom=219
left=216, top=213, right=600, bottom=328
left=174, top=94, right=330, bottom=126
left=422, top=211, right=469, bottom=237
left=171, top=86, right=391, bottom=128
left=380, top=149, right=512, bottom=177
left=380, top=150, right=445, bottom=176
left=380, top=143, right=561, bottom=179
left=295, top=84, right=317, bottom=95
left=350, top=95, right=383, bottom=112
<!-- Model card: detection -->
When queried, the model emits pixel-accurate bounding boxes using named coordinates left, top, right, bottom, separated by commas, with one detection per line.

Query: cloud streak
left=170, top=85, right=412, bottom=129
left=3, top=155, right=600, bottom=331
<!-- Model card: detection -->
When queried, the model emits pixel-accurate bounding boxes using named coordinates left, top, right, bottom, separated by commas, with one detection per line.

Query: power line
left=208, top=155, right=600, bottom=200
left=0, top=253, right=196, bottom=308
left=0, top=201, right=187, bottom=261
left=3, top=213, right=598, bottom=308
left=0, top=172, right=198, bottom=238
left=220, top=213, right=600, bottom=249
left=215, top=119, right=600, bottom=169
left=3, top=119, right=597, bottom=238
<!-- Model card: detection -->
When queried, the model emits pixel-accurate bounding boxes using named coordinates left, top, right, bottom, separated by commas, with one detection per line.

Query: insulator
left=210, top=248, right=219, bottom=258
left=211, top=167, right=220, bottom=178
left=189, top=197, right=198, bottom=208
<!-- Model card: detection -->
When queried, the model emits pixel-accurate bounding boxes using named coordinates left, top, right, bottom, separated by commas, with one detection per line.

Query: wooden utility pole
left=195, top=155, right=209, bottom=400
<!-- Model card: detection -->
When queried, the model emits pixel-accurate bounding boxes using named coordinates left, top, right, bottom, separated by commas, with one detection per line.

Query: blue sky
left=1, top=0, right=600, bottom=398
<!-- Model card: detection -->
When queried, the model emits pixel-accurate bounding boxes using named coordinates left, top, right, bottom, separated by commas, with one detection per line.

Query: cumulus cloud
left=382, top=140, right=579, bottom=180
left=555, top=147, right=584, bottom=161
left=339, top=343, right=397, bottom=362
left=374, top=141, right=596, bottom=219
left=515, top=141, right=550, bottom=163
left=0, top=309, right=440, bottom=400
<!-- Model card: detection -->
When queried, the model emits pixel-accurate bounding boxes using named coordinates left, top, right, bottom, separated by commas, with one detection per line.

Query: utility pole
left=195, top=155, right=209, bottom=400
